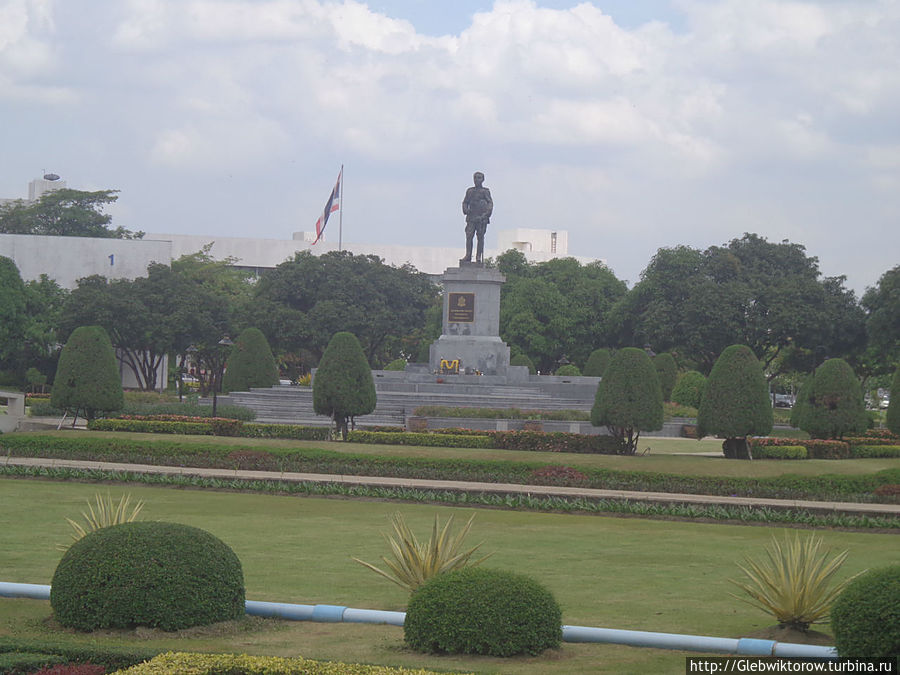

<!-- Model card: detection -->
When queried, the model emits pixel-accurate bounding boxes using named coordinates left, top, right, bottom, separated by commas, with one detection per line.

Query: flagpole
left=338, top=164, right=344, bottom=252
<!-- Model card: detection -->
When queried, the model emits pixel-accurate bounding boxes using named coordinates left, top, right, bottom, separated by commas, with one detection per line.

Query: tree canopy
left=495, top=250, right=627, bottom=373
left=248, top=250, right=437, bottom=368
left=608, top=234, right=866, bottom=376
left=0, top=189, right=143, bottom=239
left=861, top=265, right=900, bottom=374
left=0, top=256, right=28, bottom=373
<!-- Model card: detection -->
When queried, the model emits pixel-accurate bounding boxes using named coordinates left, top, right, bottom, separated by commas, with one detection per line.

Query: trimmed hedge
left=831, top=565, right=900, bottom=659
left=87, top=417, right=330, bottom=440
left=348, top=430, right=494, bottom=448
left=411, top=405, right=590, bottom=421
left=850, top=445, right=900, bottom=459
left=0, top=652, right=64, bottom=674
left=404, top=567, right=561, bottom=657
left=354, top=428, right=625, bottom=454
left=749, top=437, right=851, bottom=460
left=0, top=639, right=158, bottom=672
left=3, top=433, right=899, bottom=503
left=50, top=522, right=245, bottom=631
left=751, top=445, right=807, bottom=460
left=113, top=651, right=448, bottom=674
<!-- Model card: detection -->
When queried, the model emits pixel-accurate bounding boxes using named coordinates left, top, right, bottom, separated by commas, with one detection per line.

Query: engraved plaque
left=448, top=292, right=475, bottom=322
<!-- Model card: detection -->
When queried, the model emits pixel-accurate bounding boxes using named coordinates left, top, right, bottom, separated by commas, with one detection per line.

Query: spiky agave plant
left=730, top=532, right=862, bottom=631
left=58, top=492, right=145, bottom=551
left=353, top=512, right=492, bottom=592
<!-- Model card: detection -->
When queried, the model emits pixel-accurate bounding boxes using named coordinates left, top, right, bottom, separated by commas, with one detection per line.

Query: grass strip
left=2, top=464, right=897, bottom=530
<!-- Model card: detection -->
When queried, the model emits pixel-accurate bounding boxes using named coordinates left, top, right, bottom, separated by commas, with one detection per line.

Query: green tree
left=496, top=254, right=627, bottom=373
left=0, top=189, right=143, bottom=239
left=671, top=370, right=707, bottom=409
left=0, top=256, right=28, bottom=375
left=556, top=364, right=581, bottom=376
left=609, top=235, right=866, bottom=375
left=250, top=251, right=437, bottom=367
left=796, top=358, right=867, bottom=440
left=222, top=328, right=279, bottom=393
left=582, top=348, right=611, bottom=377
left=653, top=352, right=678, bottom=401
left=886, top=367, right=900, bottom=437
left=591, top=347, right=663, bottom=454
left=23, top=274, right=68, bottom=384
left=313, top=331, right=377, bottom=439
left=697, top=345, right=773, bottom=459
left=51, top=326, right=123, bottom=422
left=861, top=265, right=900, bottom=374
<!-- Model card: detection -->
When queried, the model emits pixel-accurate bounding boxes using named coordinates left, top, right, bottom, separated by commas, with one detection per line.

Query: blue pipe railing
left=0, top=582, right=838, bottom=659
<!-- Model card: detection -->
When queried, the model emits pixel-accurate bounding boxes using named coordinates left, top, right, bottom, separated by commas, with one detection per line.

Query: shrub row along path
left=6, top=456, right=899, bottom=517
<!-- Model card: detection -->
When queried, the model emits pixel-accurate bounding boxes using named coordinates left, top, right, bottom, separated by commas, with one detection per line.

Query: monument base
left=429, top=335, right=511, bottom=376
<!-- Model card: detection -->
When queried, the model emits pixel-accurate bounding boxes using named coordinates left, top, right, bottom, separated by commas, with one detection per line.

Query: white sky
left=1, top=0, right=898, bottom=295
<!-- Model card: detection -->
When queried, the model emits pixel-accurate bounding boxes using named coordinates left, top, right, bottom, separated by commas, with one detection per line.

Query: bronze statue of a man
left=461, top=171, right=493, bottom=264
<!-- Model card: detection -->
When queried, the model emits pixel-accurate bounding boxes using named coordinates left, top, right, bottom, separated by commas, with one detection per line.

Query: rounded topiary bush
left=404, top=567, right=562, bottom=657
left=555, top=364, right=581, bottom=376
left=51, top=521, right=245, bottom=631
left=510, top=353, right=536, bottom=375
left=672, top=370, right=706, bottom=409
left=831, top=565, right=900, bottom=658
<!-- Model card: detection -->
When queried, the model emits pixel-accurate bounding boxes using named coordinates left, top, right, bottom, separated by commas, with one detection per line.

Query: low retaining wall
left=0, top=391, right=25, bottom=433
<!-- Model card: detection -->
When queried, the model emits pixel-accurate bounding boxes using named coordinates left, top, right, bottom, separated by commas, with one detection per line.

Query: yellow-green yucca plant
left=730, top=532, right=862, bottom=631
left=353, top=512, right=492, bottom=592
left=58, top=492, right=145, bottom=551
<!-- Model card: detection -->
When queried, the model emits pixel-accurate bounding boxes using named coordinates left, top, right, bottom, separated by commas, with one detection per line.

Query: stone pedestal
left=428, top=263, right=511, bottom=375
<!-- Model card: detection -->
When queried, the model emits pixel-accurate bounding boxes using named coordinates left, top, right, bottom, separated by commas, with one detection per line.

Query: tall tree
left=861, top=265, right=900, bottom=375
left=496, top=252, right=627, bottom=373
left=609, top=234, right=865, bottom=375
left=0, top=256, right=28, bottom=375
left=22, top=274, right=69, bottom=383
left=0, top=189, right=143, bottom=239
left=250, top=251, right=437, bottom=368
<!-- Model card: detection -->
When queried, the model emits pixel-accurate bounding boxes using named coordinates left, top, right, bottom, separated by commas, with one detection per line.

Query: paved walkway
left=5, top=456, right=898, bottom=518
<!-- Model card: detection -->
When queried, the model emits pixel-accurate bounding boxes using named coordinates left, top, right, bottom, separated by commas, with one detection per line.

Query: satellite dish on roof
left=43, top=173, right=60, bottom=181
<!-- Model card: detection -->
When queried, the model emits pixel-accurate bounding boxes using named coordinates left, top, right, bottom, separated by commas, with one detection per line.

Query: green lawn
left=15, top=430, right=900, bottom=479
left=1, top=478, right=896, bottom=674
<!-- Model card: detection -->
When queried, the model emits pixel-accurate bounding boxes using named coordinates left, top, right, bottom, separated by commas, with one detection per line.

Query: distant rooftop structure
left=1, top=174, right=67, bottom=208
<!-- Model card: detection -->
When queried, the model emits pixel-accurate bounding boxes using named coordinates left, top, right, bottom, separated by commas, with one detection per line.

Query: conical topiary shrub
left=313, top=331, right=376, bottom=439
left=222, top=327, right=279, bottom=393
left=653, top=352, right=678, bottom=401
left=887, top=366, right=900, bottom=436
left=796, top=358, right=867, bottom=440
left=51, top=325, right=123, bottom=422
left=591, top=347, right=663, bottom=454
left=697, top=344, right=772, bottom=459
left=582, top=348, right=611, bottom=377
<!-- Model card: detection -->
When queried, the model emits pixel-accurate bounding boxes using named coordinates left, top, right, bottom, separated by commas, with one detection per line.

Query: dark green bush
left=698, top=345, right=772, bottom=459
left=672, top=370, right=706, bottom=409
left=653, top=352, right=678, bottom=401
left=404, top=567, right=562, bottom=657
left=0, top=651, right=63, bottom=674
left=50, top=521, right=245, bottom=631
left=509, top=353, right=536, bottom=375
left=348, top=430, right=494, bottom=449
left=51, top=326, right=123, bottom=422
left=582, top=348, right=611, bottom=377
left=831, top=565, right=900, bottom=658
left=555, top=364, right=581, bottom=377
left=221, top=328, right=279, bottom=393
left=796, top=358, right=867, bottom=440
left=0, top=639, right=158, bottom=673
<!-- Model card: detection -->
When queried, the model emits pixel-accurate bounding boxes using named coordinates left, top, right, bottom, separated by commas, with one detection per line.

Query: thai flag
left=313, top=168, right=342, bottom=244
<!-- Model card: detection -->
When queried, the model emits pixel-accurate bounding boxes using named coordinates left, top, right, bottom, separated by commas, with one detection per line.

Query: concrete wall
left=0, top=234, right=172, bottom=289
